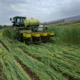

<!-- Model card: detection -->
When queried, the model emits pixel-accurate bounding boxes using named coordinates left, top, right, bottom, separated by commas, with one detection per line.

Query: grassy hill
left=0, top=22, right=80, bottom=80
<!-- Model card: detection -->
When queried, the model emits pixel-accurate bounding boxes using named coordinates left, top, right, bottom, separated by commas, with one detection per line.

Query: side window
left=21, top=18, right=24, bottom=22
left=13, top=18, right=16, bottom=22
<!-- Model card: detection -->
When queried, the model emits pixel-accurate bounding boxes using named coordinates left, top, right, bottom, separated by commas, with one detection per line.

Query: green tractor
left=10, top=16, right=54, bottom=44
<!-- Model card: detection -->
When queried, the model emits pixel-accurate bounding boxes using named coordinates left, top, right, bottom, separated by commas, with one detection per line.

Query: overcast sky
left=0, top=0, right=80, bottom=25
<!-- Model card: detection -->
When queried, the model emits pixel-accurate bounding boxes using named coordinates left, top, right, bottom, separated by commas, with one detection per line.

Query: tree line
left=0, top=25, right=12, bottom=29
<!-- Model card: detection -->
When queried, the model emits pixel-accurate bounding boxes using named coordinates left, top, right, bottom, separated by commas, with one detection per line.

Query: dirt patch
left=0, top=40, right=9, bottom=51
left=15, top=56, right=40, bottom=80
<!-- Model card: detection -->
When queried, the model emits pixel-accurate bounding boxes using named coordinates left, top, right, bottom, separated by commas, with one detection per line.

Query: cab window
left=13, top=18, right=16, bottom=22
left=17, top=18, right=21, bottom=23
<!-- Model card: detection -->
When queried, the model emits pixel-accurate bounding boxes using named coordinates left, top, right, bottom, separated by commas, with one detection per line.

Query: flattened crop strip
left=15, top=56, right=40, bottom=80
left=20, top=49, right=42, bottom=62
left=40, top=44, right=80, bottom=67
left=21, top=45, right=80, bottom=80
left=0, top=40, right=9, bottom=51
left=23, top=51, right=76, bottom=80
left=20, top=48, right=75, bottom=80
left=50, top=64, right=77, bottom=80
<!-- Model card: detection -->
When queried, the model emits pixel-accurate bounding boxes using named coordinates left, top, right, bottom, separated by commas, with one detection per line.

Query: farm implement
left=10, top=16, right=54, bottom=44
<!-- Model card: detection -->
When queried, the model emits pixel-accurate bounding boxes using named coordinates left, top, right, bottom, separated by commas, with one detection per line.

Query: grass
left=0, top=33, right=2, bottom=36
left=0, top=22, right=80, bottom=80
left=2, top=28, right=14, bottom=38
left=0, top=36, right=80, bottom=80
left=48, top=22, right=80, bottom=45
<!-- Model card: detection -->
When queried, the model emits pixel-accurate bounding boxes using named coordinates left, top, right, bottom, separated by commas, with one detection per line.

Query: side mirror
left=10, top=18, right=12, bottom=21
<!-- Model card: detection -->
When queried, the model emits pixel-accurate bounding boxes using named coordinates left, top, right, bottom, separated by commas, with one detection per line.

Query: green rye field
left=0, top=22, right=80, bottom=80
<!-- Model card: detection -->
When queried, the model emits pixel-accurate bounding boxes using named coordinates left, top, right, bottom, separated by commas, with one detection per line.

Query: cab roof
left=13, top=16, right=26, bottom=18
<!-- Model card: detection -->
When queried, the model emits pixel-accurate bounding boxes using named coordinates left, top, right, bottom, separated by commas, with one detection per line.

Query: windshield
left=17, top=18, right=25, bottom=23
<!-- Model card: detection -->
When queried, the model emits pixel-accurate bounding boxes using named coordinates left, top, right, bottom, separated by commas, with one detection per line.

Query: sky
left=0, top=0, right=80, bottom=25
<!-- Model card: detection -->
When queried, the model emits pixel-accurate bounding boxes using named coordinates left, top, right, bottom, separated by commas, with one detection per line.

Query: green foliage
left=0, top=22, right=80, bottom=80
left=0, top=38, right=80, bottom=80
left=48, top=22, right=80, bottom=45
left=59, top=26, right=80, bottom=44
left=2, top=28, right=14, bottom=38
